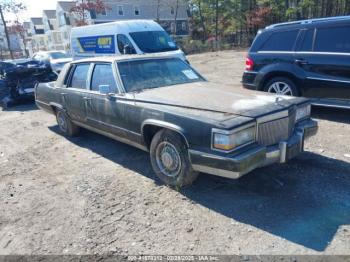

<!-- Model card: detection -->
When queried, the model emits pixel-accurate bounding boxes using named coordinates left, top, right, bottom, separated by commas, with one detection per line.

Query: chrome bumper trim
left=191, top=119, right=318, bottom=179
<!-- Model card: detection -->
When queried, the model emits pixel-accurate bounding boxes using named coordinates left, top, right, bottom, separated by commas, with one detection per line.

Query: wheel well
left=142, top=125, right=189, bottom=150
left=260, top=72, right=300, bottom=93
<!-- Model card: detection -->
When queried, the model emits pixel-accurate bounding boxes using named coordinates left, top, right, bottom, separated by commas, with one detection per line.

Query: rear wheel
left=264, top=77, right=299, bottom=96
left=56, top=109, right=80, bottom=137
left=150, top=129, right=199, bottom=187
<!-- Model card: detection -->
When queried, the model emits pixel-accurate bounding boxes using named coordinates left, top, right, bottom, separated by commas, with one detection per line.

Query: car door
left=296, top=24, right=350, bottom=99
left=63, top=63, right=92, bottom=122
left=85, top=62, right=138, bottom=141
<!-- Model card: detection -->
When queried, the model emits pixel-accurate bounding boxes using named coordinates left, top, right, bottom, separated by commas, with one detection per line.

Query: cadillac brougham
left=35, top=55, right=318, bottom=187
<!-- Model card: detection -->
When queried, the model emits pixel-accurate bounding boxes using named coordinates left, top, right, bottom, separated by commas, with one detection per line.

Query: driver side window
left=117, top=34, right=136, bottom=54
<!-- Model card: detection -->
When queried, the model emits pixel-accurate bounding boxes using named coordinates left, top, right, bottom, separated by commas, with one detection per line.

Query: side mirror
left=98, top=84, right=111, bottom=94
left=123, top=45, right=134, bottom=55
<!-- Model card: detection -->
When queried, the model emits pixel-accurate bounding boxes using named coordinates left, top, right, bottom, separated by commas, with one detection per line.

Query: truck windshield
left=129, top=31, right=178, bottom=53
left=118, top=58, right=204, bottom=92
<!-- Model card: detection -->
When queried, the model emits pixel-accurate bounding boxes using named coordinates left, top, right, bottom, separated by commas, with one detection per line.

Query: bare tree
left=0, top=0, right=26, bottom=59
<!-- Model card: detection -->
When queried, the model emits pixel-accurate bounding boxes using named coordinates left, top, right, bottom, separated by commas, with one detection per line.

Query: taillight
left=245, top=57, right=254, bottom=71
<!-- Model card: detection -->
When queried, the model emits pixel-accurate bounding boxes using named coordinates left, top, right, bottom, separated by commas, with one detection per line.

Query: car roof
left=265, top=15, right=350, bottom=31
left=71, top=54, right=181, bottom=64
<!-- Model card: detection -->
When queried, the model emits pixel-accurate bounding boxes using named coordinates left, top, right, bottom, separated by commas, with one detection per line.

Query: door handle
left=294, top=59, right=309, bottom=65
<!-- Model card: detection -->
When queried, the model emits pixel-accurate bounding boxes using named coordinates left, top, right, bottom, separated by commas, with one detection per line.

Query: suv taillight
left=245, top=57, right=254, bottom=71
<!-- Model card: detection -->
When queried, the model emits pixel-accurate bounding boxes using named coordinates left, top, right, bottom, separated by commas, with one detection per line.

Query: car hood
left=133, top=82, right=308, bottom=119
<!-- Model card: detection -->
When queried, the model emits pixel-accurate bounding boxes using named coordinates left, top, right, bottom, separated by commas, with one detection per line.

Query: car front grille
left=257, top=110, right=296, bottom=146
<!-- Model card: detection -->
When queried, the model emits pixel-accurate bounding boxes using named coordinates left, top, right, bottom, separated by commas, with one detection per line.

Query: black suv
left=242, top=16, right=350, bottom=109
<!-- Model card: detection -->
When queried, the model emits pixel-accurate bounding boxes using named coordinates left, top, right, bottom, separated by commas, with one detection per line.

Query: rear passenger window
left=300, top=29, right=314, bottom=51
left=260, top=30, right=298, bottom=51
left=314, top=26, right=350, bottom=53
left=69, top=64, right=90, bottom=89
left=91, top=64, right=117, bottom=93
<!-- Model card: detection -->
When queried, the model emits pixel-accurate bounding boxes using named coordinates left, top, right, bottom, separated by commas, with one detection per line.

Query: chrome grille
left=257, top=111, right=296, bottom=146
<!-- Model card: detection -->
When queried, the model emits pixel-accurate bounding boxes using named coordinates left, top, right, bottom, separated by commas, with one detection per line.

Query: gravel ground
left=0, top=51, right=349, bottom=255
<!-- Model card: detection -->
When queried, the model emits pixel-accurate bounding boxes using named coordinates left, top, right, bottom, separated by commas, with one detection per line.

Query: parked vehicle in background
left=70, top=20, right=186, bottom=61
left=242, top=16, right=350, bottom=109
left=35, top=55, right=317, bottom=187
left=0, top=60, right=57, bottom=109
left=32, top=51, right=73, bottom=74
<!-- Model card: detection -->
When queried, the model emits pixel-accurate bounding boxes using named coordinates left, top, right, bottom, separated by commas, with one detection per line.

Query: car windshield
left=49, top=52, right=70, bottom=59
left=129, top=31, right=178, bottom=53
left=118, top=58, right=204, bottom=92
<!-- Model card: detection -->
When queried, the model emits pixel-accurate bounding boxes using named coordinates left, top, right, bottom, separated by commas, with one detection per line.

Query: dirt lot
left=0, top=51, right=349, bottom=255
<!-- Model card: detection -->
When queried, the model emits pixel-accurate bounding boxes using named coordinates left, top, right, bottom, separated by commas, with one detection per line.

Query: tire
left=55, top=109, right=80, bottom=137
left=150, top=129, right=199, bottom=188
left=264, top=77, right=299, bottom=96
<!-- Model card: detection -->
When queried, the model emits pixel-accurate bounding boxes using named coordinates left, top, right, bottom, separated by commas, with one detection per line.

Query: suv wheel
left=150, top=129, right=199, bottom=188
left=264, top=77, right=299, bottom=96
left=56, top=109, right=80, bottom=137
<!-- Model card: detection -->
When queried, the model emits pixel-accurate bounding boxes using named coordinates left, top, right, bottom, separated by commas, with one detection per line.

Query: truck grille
left=257, top=111, right=296, bottom=146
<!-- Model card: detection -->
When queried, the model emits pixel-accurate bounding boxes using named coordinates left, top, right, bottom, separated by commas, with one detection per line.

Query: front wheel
left=150, top=129, right=199, bottom=188
left=264, top=77, right=299, bottom=96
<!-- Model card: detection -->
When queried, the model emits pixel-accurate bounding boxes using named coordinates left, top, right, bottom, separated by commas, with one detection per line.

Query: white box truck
left=71, top=20, right=186, bottom=61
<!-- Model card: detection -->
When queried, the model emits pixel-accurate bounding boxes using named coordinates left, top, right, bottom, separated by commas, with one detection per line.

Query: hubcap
left=156, top=141, right=181, bottom=177
left=57, top=112, right=67, bottom=132
left=267, top=82, right=293, bottom=96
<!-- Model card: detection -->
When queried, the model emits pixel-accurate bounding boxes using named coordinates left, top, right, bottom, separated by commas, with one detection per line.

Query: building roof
left=57, top=1, right=75, bottom=12
left=43, top=10, right=57, bottom=19
left=30, top=17, right=43, bottom=25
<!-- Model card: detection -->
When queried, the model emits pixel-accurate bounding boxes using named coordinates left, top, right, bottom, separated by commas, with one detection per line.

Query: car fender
left=141, top=119, right=190, bottom=148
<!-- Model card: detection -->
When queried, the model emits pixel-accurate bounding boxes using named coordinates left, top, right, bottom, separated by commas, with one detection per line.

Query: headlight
left=212, top=125, right=256, bottom=152
left=296, top=104, right=311, bottom=122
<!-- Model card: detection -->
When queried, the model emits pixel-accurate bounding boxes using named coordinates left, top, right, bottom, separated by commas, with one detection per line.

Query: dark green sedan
left=35, top=55, right=318, bottom=187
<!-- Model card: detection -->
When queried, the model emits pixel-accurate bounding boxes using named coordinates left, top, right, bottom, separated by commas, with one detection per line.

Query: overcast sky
left=5, top=0, right=60, bottom=21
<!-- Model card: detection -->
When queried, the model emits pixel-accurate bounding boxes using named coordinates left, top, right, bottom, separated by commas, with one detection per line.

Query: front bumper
left=190, top=119, right=318, bottom=179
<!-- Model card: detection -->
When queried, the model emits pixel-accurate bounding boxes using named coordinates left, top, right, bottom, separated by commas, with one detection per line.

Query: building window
left=171, top=6, right=175, bottom=15
left=118, top=5, right=124, bottom=15
left=64, top=13, right=71, bottom=25
left=181, top=22, right=186, bottom=31
left=134, top=6, right=140, bottom=16
left=101, top=8, right=107, bottom=16
left=90, top=10, right=97, bottom=19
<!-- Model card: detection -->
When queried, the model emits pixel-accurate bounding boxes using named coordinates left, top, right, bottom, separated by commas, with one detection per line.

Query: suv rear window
left=314, top=26, right=350, bottom=53
left=260, top=30, right=299, bottom=51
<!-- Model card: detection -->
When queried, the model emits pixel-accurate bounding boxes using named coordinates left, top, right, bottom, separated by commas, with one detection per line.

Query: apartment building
left=56, top=1, right=76, bottom=51
left=42, top=10, right=64, bottom=50
left=86, top=0, right=189, bottom=36
left=30, top=17, right=49, bottom=53
left=28, top=0, right=190, bottom=54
